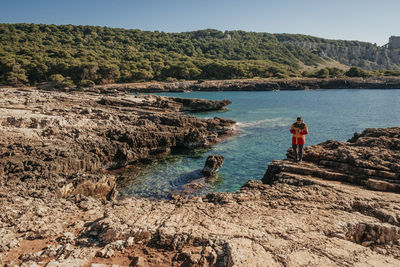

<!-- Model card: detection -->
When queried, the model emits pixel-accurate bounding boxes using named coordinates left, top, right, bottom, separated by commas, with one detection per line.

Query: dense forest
left=0, top=23, right=399, bottom=87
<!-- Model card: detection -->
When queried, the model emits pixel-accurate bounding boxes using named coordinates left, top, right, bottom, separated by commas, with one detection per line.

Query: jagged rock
left=202, top=155, right=225, bottom=177
left=0, top=88, right=234, bottom=200
left=3, top=172, right=400, bottom=266
left=263, top=127, right=400, bottom=193
left=1, top=88, right=400, bottom=266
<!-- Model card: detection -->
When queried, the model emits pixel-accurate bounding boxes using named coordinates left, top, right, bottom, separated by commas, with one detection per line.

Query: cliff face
left=282, top=40, right=400, bottom=70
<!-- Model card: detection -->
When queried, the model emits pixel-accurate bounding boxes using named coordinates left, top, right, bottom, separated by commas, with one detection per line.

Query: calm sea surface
left=119, top=89, right=400, bottom=198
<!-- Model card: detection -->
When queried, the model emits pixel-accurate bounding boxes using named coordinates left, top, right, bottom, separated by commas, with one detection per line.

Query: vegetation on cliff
left=1, top=23, right=400, bottom=87
left=276, top=33, right=400, bottom=71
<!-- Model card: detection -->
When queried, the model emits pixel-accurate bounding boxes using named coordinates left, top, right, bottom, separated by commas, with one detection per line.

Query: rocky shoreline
left=264, top=127, right=400, bottom=193
left=91, top=77, right=400, bottom=93
left=1, top=87, right=400, bottom=266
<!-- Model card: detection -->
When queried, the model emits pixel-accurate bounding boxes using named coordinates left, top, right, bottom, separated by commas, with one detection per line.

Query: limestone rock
left=202, top=155, right=225, bottom=177
left=1, top=88, right=400, bottom=266
left=0, top=88, right=235, bottom=199
left=226, top=238, right=279, bottom=267
left=59, top=176, right=118, bottom=201
left=46, top=259, right=88, bottom=267
left=0, top=229, right=19, bottom=252
left=263, top=127, right=400, bottom=193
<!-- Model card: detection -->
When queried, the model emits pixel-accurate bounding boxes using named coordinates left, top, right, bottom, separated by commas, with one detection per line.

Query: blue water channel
left=119, top=89, right=400, bottom=198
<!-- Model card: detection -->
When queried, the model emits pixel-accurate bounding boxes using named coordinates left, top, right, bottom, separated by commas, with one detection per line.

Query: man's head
left=297, top=117, right=302, bottom=123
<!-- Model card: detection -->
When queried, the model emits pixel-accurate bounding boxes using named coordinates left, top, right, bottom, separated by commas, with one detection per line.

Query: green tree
left=78, top=79, right=95, bottom=87
left=6, top=70, right=29, bottom=86
left=315, top=68, right=329, bottom=78
left=49, top=74, right=75, bottom=89
left=0, top=23, right=393, bottom=86
left=345, top=67, right=371, bottom=77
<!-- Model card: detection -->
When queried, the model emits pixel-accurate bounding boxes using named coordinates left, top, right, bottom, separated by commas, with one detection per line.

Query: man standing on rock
left=290, top=117, right=308, bottom=163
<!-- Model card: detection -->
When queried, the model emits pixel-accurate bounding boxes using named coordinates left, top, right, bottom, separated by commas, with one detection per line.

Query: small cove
left=119, top=89, right=400, bottom=198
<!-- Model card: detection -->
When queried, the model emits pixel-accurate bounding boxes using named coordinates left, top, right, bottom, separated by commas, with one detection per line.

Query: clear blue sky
left=0, top=0, right=399, bottom=45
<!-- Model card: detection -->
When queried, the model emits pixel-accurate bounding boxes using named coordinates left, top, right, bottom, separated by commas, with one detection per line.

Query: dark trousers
left=292, top=144, right=303, bottom=161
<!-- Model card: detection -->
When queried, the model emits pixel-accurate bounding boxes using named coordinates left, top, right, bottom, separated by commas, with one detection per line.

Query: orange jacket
left=290, top=122, right=308, bottom=145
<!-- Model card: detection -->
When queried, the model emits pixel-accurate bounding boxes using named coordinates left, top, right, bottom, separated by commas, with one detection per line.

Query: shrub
left=344, top=67, right=371, bottom=78
left=384, top=70, right=400, bottom=76
left=315, top=68, right=329, bottom=78
left=275, top=73, right=290, bottom=79
left=79, top=79, right=95, bottom=87
left=6, top=71, right=29, bottom=86
left=165, top=77, right=178, bottom=82
left=49, top=74, right=75, bottom=89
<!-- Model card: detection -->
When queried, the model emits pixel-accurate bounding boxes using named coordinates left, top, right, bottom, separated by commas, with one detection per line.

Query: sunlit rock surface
left=0, top=87, right=399, bottom=266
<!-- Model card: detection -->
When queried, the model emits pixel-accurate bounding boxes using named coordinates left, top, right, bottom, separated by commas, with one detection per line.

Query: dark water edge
left=96, top=77, right=400, bottom=94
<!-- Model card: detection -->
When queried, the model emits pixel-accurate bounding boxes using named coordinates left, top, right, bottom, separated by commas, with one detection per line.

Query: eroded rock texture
left=0, top=87, right=234, bottom=196
left=202, top=155, right=225, bottom=177
left=263, top=127, right=400, bottom=193
left=3, top=178, right=399, bottom=266
left=1, top=88, right=399, bottom=266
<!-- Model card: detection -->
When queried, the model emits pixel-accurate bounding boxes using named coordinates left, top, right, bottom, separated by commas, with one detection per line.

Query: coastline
left=91, top=77, right=400, bottom=94
left=1, top=87, right=400, bottom=266
left=0, top=87, right=235, bottom=188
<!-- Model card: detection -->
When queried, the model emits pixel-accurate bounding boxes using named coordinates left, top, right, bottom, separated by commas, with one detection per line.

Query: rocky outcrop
left=3, top=176, right=400, bottom=266
left=263, top=127, right=400, bottom=193
left=202, top=155, right=225, bottom=177
left=93, top=77, right=400, bottom=93
left=0, top=88, right=234, bottom=196
left=179, top=155, right=225, bottom=195
left=1, top=88, right=400, bottom=266
left=169, top=97, right=232, bottom=112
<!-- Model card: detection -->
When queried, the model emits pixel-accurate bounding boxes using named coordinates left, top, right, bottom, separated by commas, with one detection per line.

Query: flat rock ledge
left=1, top=88, right=400, bottom=266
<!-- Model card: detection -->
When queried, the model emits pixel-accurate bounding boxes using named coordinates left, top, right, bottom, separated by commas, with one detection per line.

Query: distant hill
left=0, top=23, right=399, bottom=86
left=275, top=34, right=400, bottom=70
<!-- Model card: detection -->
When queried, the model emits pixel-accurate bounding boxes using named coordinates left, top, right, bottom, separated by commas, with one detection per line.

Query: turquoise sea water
left=119, top=89, right=400, bottom=198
